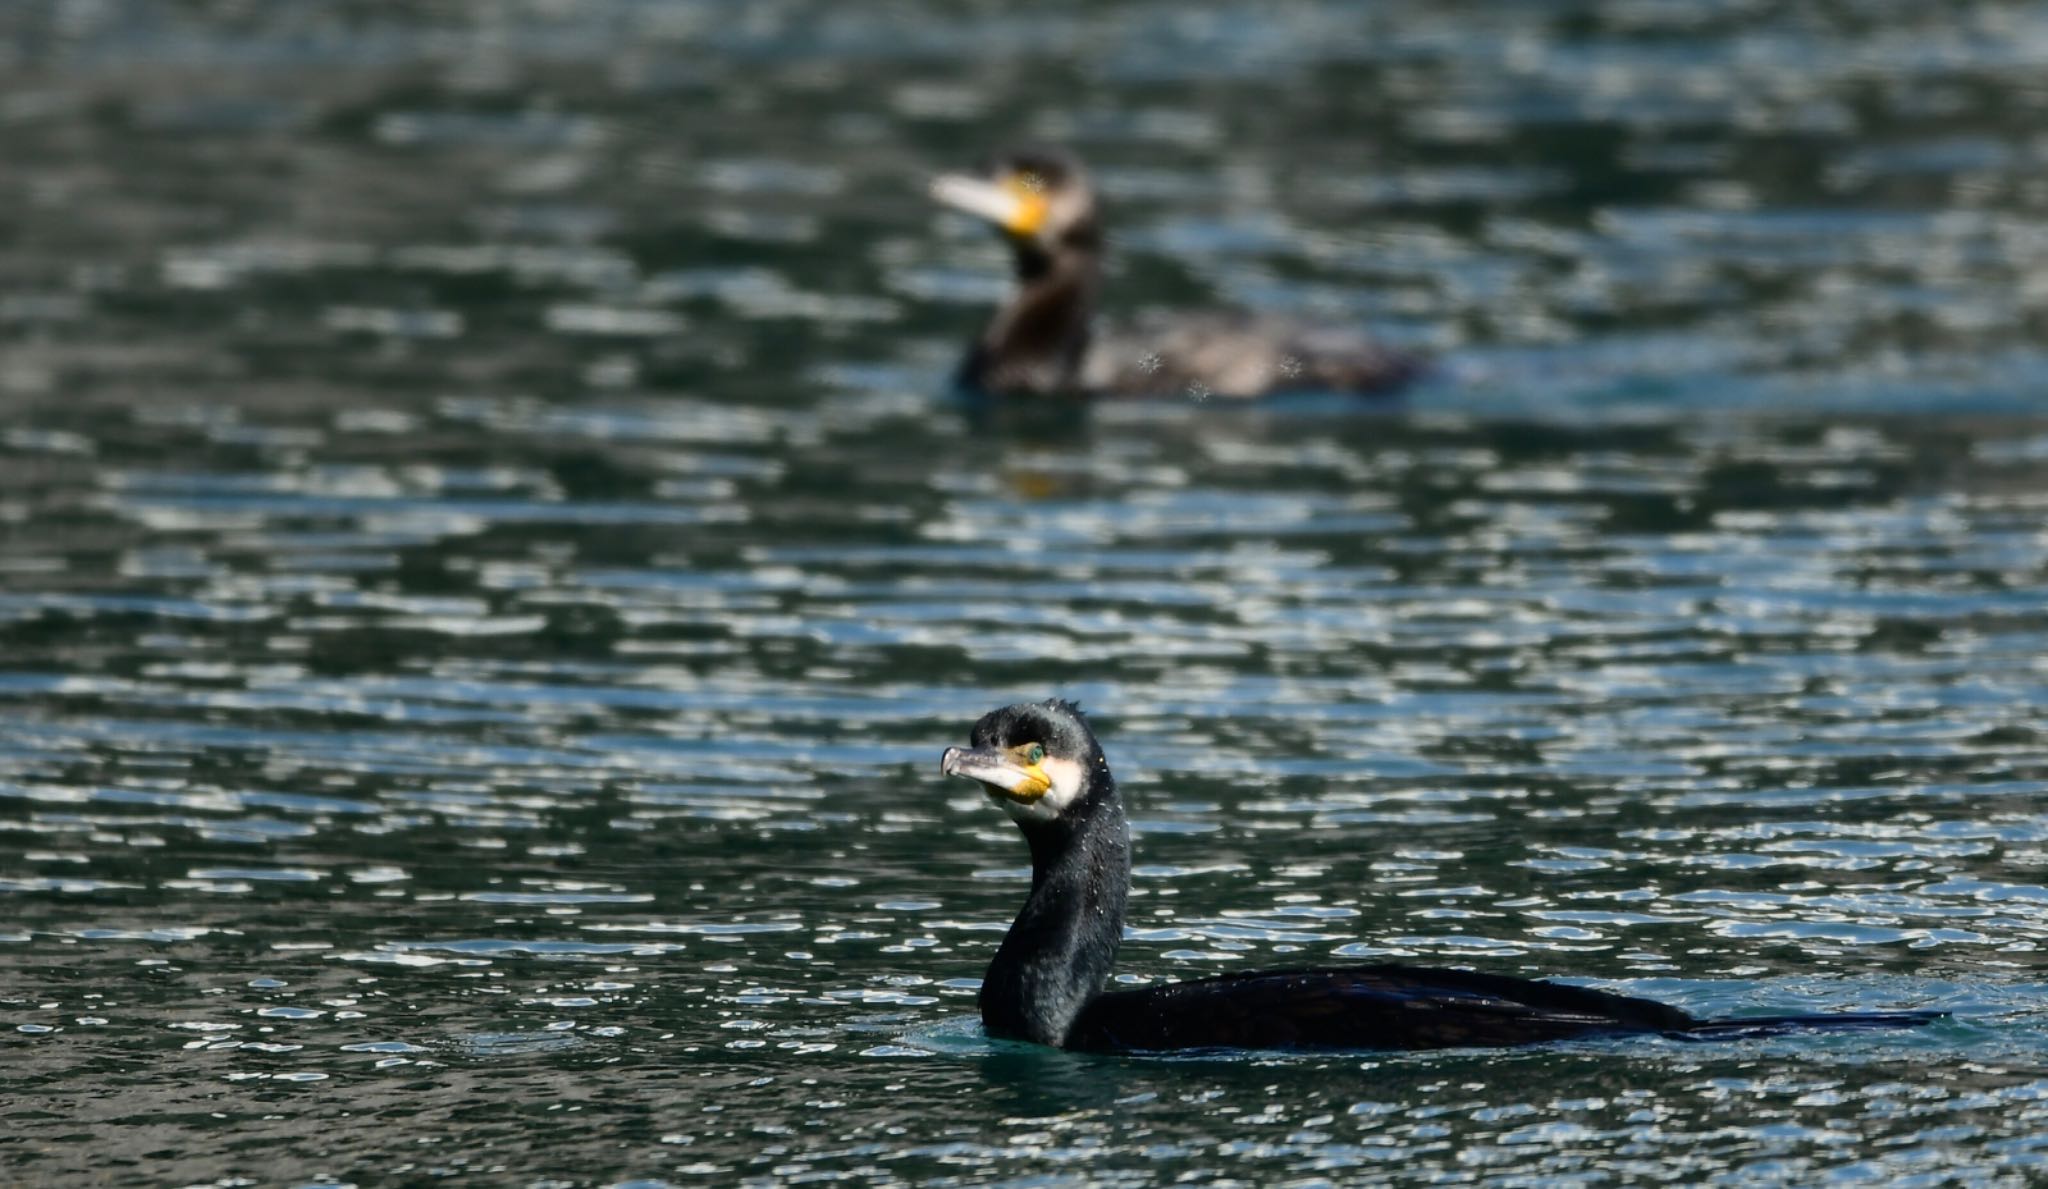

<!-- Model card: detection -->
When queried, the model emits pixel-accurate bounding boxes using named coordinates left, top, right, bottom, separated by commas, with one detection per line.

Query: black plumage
left=941, top=699, right=1942, bottom=1053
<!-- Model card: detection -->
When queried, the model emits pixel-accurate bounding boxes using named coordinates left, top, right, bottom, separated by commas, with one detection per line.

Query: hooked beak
left=940, top=745, right=1052, bottom=802
left=930, top=173, right=1049, bottom=239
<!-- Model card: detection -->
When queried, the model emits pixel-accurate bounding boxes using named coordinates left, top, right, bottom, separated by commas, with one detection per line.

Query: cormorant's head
left=939, top=698, right=1104, bottom=825
left=929, top=147, right=1100, bottom=257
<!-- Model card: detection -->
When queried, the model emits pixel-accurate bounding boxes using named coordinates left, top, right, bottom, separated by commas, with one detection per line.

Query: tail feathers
left=1679, top=1010, right=1946, bottom=1040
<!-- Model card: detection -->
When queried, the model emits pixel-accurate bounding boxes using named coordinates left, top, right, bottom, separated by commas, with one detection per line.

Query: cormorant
left=929, top=148, right=1424, bottom=399
left=940, top=699, right=1942, bottom=1052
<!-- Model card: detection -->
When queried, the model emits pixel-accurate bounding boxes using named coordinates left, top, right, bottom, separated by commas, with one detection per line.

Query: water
left=5, top=1, right=2048, bottom=1184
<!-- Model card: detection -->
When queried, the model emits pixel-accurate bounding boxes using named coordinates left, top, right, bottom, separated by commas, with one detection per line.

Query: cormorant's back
left=1066, top=964, right=1695, bottom=1052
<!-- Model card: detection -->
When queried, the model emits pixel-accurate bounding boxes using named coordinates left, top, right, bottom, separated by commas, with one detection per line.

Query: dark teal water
left=5, top=2, right=2048, bottom=1185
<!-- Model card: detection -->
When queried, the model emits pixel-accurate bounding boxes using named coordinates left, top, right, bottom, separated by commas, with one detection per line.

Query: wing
left=1085, top=313, right=1423, bottom=398
left=1064, top=963, right=1698, bottom=1053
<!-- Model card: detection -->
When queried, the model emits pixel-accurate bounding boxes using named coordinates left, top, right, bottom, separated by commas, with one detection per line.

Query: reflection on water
left=9, top=391, right=2048, bottom=1183
left=5, top=0, right=2048, bottom=1184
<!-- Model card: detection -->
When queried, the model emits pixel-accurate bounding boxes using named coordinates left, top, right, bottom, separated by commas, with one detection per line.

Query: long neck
left=960, top=243, right=1100, bottom=394
left=979, top=776, right=1129, bottom=1047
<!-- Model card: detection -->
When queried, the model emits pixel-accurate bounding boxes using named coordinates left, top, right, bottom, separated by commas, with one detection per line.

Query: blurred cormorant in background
left=930, top=148, right=1424, bottom=400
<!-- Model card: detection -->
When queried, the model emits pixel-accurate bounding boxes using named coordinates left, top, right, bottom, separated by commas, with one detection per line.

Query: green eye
left=1026, top=744, right=1046, bottom=765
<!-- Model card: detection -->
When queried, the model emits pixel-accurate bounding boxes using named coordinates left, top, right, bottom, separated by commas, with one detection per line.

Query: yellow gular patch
left=1002, top=176, right=1050, bottom=236
left=978, top=748, right=1051, bottom=800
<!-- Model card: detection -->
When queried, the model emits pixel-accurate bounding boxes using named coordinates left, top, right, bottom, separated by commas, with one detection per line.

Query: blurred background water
left=4, top=1, right=2048, bottom=1185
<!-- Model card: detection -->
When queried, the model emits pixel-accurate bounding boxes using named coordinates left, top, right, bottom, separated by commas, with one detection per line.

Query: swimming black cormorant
left=940, top=699, right=1942, bottom=1052
left=930, top=149, right=1424, bottom=399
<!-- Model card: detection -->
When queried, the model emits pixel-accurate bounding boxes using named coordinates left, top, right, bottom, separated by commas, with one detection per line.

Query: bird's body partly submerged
left=930, top=149, right=1423, bottom=400
left=941, top=699, right=1942, bottom=1054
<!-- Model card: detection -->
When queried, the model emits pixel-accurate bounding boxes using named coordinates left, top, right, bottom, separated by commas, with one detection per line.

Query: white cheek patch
left=996, top=755, right=1088, bottom=825
left=1040, top=756, right=1086, bottom=810
left=1047, top=188, right=1091, bottom=234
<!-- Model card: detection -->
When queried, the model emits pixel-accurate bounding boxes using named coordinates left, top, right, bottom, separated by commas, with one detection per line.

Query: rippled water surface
left=6, top=2, right=2048, bottom=1185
